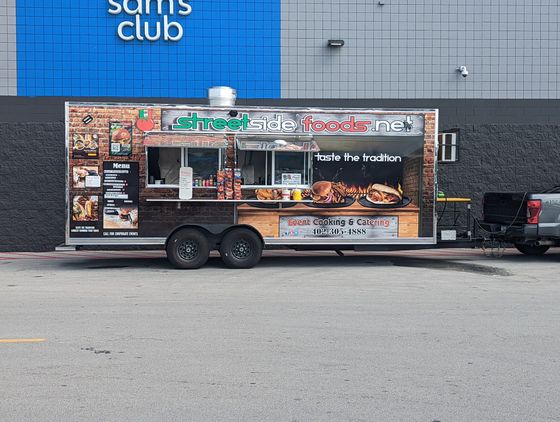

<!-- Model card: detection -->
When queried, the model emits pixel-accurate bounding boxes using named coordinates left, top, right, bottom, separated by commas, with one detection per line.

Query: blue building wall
left=16, top=0, right=281, bottom=98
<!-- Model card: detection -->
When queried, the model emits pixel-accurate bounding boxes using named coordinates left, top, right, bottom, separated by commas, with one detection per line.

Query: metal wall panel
left=281, top=0, right=560, bottom=99
left=0, top=0, right=16, bottom=95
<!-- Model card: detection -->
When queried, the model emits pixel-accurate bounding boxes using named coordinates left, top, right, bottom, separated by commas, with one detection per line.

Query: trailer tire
left=514, top=243, right=550, bottom=256
left=166, top=229, right=210, bottom=269
left=219, top=228, right=263, bottom=269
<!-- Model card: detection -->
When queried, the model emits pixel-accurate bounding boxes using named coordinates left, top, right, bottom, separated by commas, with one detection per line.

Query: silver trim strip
left=67, top=102, right=438, bottom=115
left=67, top=238, right=167, bottom=246
left=67, top=237, right=435, bottom=247
left=433, top=109, right=440, bottom=241
left=263, top=238, right=436, bottom=246
left=65, top=102, right=70, bottom=246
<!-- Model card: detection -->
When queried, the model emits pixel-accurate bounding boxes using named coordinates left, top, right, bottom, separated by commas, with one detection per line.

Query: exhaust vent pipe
left=208, top=86, right=237, bottom=107
left=535, top=240, right=555, bottom=246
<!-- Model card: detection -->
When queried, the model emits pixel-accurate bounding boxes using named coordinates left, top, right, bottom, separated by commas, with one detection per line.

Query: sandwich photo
left=111, top=127, right=132, bottom=144
left=255, top=188, right=282, bottom=201
left=310, top=181, right=346, bottom=204
left=366, top=184, right=403, bottom=204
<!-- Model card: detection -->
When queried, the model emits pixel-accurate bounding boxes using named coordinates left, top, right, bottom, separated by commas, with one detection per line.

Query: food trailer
left=66, top=99, right=438, bottom=268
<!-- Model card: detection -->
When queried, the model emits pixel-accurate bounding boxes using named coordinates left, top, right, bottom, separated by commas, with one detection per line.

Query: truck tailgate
left=483, top=192, right=527, bottom=225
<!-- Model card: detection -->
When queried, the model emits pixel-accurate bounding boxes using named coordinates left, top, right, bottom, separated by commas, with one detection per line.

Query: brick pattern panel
left=68, top=106, right=235, bottom=240
left=421, top=113, right=436, bottom=237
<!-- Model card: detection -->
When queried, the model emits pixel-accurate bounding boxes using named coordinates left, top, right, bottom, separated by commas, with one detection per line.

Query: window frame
left=145, top=146, right=223, bottom=189
left=145, top=146, right=183, bottom=189
left=438, top=131, right=458, bottom=163
left=184, top=148, right=223, bottom=187
left=239, top=150, right=313, bottom=189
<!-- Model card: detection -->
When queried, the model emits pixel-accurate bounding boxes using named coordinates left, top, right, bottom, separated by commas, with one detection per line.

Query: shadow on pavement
left=59, top=253, right=522, bottom=276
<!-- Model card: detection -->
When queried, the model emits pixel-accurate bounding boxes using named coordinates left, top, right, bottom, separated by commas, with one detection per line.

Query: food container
left=282, top=188, right=291, bottom=201
left=216, top=170, right=225, bottom=200
left=292, top=188, right=302, bottom=201
left=225, top=168, right=234, bottom=200
left=233, top=168, right=242, bottom=200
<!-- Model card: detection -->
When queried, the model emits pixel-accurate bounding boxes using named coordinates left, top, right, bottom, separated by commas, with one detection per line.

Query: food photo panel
left=311, top=137, right=424, bottom=208
left=71, top=195, right=99, bottom=222
left=72, top=133, right=99, bottom=159
left=103, top=206, right=139, bottom=230
left=72, top=165, right=100, bottom=188
left=109, top=121, right=133, bottom=156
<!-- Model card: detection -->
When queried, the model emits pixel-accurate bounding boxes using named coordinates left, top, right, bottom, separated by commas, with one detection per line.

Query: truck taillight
left=527, top=200, right=542, bottom=224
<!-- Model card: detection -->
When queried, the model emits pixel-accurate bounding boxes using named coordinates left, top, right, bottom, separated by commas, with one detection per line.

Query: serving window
left=147, top=147, right=182, bottom=187
left=144, top=133, right=227, bottom=188
left=236, top=136, right=317, bottom=188
left=146, top=147, right=223, bottom=188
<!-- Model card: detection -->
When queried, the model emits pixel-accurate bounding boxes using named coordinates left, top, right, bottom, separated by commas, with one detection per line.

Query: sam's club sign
left=108, top=0, right=192, bottom=42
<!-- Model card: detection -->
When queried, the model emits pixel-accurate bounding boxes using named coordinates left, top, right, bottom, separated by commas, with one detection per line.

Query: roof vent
left=208, top=86, right=237, bottom=107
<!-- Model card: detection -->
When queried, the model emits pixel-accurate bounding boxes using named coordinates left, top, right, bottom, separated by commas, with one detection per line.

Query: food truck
left=66, top=94, right=438, bottom=268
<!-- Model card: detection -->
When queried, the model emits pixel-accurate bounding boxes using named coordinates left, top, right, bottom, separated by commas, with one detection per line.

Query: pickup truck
left=480, top=188, right=560, bottom=255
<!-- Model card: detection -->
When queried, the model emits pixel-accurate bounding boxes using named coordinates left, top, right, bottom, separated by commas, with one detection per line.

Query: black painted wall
left=1, top=96, right=559, bottom=251
left=0, top=122, right=65, bottom=251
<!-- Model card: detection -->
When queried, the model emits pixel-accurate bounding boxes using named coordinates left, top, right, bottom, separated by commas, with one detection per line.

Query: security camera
left=228, top=110, right=238, bottom=117
left=457, top=66, right=469, bottom=78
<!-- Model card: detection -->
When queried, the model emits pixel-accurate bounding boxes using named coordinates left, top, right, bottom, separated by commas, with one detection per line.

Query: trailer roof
left=66, top=101, right=438, bottom=114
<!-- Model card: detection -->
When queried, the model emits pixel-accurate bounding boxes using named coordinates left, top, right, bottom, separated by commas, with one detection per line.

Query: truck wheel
left=219, top=229, right=263, bottom=269
left=514, top=243, right=550, bottom=256
left=166, top=229, right=210, bottom=269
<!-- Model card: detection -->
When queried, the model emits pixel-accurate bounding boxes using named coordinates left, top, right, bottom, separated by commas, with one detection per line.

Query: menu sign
left=279, top=215, right=398, bottom=239
left=179, top=167, right=193, bottom=200
left=281, top=173, right=302, bottom=185
left=103, top=162, right=139, bottom=236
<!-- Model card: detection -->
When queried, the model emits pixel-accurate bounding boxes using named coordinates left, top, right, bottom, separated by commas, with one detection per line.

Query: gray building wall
left=0, top=0, right=16, bottom=96
left=281, top=0, right=560, bottom=99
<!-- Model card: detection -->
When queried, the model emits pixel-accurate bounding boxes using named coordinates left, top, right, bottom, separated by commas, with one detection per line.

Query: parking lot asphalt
left=1, top=248, right=560, bottom=422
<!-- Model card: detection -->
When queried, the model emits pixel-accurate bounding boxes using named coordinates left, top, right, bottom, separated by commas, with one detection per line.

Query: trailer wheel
left=219, top=228, right=263, bottom=269
left=514, top=243, right=549, bottom=256
left=166, top=229, right=210, bottom=269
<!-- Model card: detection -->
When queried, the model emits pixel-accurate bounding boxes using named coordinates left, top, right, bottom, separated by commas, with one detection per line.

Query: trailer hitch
left=482, top=238, right=506, bottom=258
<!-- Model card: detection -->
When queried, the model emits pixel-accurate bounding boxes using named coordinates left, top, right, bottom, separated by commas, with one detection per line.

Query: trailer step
left=55, top=244, right=77, bottom=251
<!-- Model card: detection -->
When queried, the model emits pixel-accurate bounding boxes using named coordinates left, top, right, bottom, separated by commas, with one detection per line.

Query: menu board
left=279, top=215, right=398, bottom=239
left=103, top=162, right=139, bottom=237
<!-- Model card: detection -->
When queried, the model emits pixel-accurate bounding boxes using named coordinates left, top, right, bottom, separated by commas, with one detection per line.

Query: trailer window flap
left=143, top=133, right=228, bottom=148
